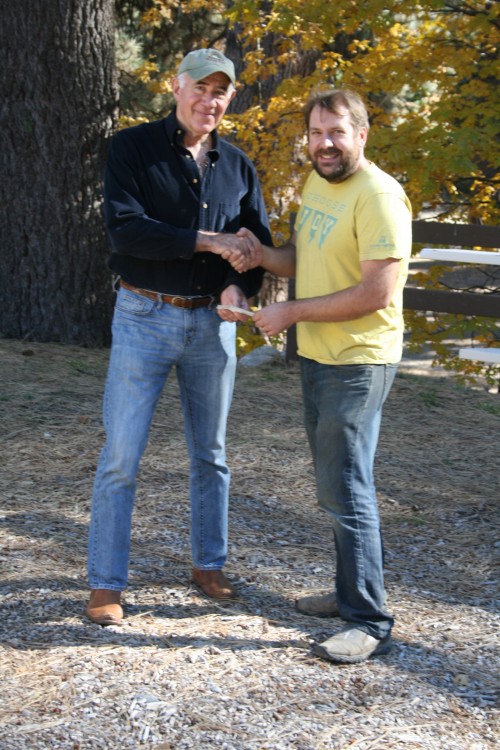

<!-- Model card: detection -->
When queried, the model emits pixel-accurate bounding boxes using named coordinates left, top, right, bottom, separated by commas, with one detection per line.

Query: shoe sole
left=191, top=582, right=239, bottom=602
left=85, top=602, right=123, bottom=626
left=313, top=636, right=393, bottom=664
left=86, top=611, right=123, bottom=626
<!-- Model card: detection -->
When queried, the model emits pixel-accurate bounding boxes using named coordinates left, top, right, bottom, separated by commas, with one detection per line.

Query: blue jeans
left=300, top=357, right=397, bottom=640
left=88, top=287, right=237, bottom=591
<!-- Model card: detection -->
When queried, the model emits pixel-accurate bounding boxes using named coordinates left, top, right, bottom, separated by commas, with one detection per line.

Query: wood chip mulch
left=0, top=338, right=498, bottom=750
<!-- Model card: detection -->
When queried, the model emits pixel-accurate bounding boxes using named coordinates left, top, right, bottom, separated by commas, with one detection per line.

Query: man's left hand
left=217, top=286, right=251, bottom=322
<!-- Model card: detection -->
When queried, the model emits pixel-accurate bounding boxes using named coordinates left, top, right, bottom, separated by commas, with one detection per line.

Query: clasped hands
left=209, top=229, right=263, bottom=273
left=211, top=228, right=295, bottom=336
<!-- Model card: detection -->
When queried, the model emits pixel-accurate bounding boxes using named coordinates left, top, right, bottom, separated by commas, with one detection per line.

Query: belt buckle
left=170, top=296, right=185, bottom=308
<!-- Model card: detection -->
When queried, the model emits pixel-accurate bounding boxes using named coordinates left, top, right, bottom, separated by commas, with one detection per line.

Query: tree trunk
left=0, top=0, right=118, bottom=346
left=225, top=28, right=320, bottom=115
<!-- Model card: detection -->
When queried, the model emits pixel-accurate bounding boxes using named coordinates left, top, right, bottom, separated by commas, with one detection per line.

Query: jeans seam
left=183, top=380, right=205, bottom=566
left=345, top=365, right=374, bottom=601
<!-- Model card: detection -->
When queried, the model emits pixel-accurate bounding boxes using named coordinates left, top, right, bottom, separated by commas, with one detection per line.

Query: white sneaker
left=313, top=627, right=392, bottom=664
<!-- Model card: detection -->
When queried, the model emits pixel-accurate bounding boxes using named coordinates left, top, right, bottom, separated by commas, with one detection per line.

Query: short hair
left=304, top=87, right=370, bottom=134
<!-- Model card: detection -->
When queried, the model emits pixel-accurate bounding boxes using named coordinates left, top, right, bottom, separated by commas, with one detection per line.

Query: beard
left=310, top=147, right=359, bottom=183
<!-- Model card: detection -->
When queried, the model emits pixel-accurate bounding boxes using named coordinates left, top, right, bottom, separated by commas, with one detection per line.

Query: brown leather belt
left=120, top=280, right=215, bottom=309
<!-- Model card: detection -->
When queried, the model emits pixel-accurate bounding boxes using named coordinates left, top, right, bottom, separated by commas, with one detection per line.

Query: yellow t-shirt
left=295, top=163, right=412, bottom=365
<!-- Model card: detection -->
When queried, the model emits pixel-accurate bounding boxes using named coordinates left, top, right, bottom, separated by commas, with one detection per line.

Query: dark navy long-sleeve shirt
left=104, top=109, right=271, bottom=298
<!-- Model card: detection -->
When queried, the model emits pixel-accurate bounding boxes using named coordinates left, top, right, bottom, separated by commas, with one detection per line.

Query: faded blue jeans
left=300, top=357, right=397, bottom=640
left=88, top=287, right=237, bottom=591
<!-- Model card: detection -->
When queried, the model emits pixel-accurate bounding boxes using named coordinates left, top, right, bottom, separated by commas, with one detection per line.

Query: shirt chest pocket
left=213, top=202, right=241, bottom=233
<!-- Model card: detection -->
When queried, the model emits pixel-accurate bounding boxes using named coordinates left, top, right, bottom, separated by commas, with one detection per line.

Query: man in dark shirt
left=86, top=48, right=272, bottom=626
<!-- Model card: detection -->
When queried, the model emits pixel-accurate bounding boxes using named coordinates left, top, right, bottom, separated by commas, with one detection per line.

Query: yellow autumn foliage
left=125, top=0, right=498, bottom=381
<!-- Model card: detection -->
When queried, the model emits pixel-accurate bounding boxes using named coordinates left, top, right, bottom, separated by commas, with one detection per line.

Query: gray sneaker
left=295, top=591, right=339, bottom=618
left=313, top=627, right=392, bottom=664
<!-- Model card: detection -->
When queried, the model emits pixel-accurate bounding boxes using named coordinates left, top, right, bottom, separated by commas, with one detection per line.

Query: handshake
left=198, top=228, right=263, bottom=273
left=198, top=227, right=296, bottom=335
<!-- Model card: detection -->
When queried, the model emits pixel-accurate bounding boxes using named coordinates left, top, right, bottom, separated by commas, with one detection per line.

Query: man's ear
left=171, top=76, right=181, bottom=101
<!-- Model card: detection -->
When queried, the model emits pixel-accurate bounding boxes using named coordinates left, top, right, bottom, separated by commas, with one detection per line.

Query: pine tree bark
left=0, top=0, right=118, bottom=345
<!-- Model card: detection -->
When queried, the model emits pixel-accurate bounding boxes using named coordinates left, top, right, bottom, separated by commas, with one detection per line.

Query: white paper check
left=216, top=305, right=255, bottom=317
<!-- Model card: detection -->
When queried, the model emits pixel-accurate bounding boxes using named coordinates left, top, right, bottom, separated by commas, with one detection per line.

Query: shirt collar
left=164, top=109, right=220, bottom=154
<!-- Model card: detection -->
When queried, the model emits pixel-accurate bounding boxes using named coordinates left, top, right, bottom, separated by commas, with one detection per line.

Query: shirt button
left=202, top=203, right=208, bottom=209
left=193, top=178, right=198, bottom=184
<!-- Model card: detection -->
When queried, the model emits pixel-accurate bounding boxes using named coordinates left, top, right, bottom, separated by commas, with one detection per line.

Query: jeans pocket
left=115, top=289, right=156, bottom=316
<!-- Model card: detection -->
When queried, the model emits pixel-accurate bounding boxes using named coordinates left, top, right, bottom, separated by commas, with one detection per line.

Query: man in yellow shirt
left=239, top=87, right=412, bottom=664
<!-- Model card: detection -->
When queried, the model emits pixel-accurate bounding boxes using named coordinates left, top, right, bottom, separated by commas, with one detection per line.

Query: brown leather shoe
left=192, top=568, right=238, bottom=600
left=86, top=589, right=123, bottom=626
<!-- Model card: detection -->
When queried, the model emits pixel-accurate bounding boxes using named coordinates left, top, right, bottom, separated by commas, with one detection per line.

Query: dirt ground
left=0, top=337, right=498, bottom=750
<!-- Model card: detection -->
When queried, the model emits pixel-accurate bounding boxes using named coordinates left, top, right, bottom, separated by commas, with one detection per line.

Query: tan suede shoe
left=192, top=568, right=238, bottom=600
left=295, top=591, right=339, bottom=618
left=86, top=589, right=123, bottom=626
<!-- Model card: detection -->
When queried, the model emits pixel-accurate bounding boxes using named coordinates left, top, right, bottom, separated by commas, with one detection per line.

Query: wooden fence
left=285, top=221, right=500, bottom=363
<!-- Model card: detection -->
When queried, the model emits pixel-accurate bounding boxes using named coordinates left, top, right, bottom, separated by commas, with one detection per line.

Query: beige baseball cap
left=177, top=48, right=236, bottom=86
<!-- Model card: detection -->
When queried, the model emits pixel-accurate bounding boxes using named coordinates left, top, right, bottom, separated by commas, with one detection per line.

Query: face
left=172, top=71, right=235, bottom=139
left=308, top=104, right=367, bottom=183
